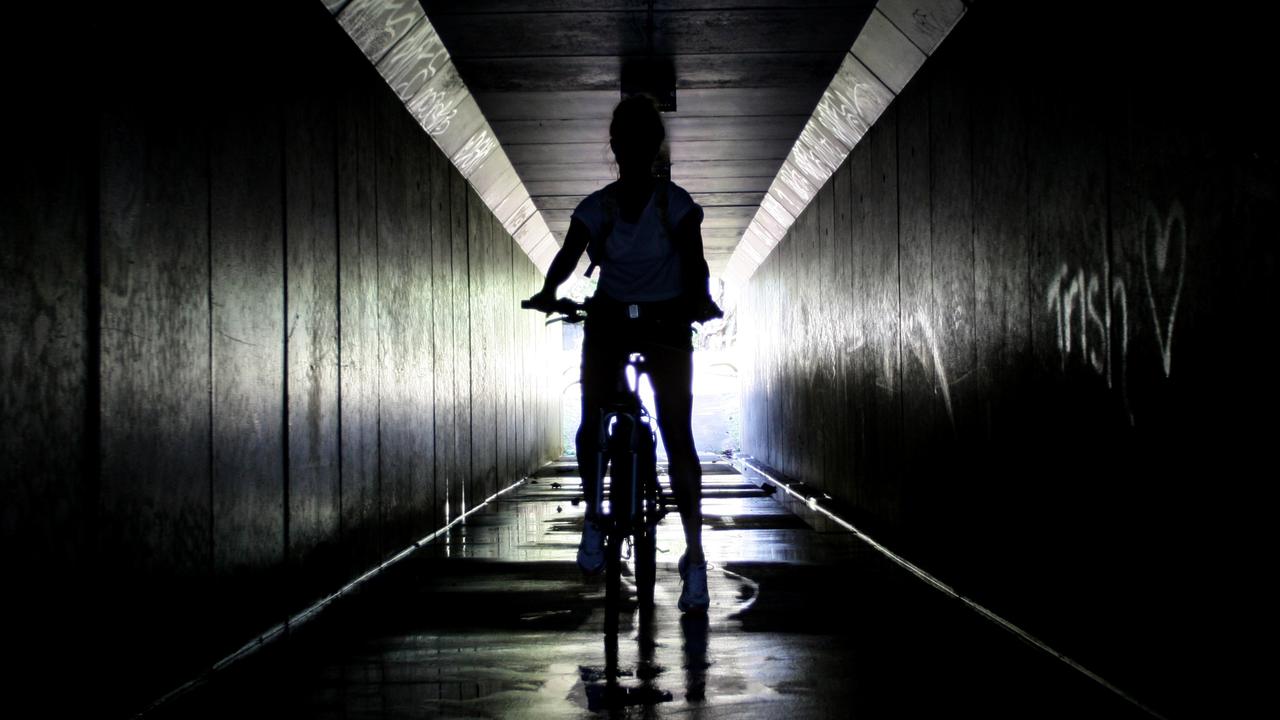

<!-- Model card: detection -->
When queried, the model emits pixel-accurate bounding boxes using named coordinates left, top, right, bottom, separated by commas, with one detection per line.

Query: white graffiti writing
left=1047, top=262, right=1133, bottom=423
left=1044, top=201, right=1187, bottom=423
left=381, top=23, right=447, bottom=98
left=842, top=311, right=950, bottom=425
left=409, top=87, right=457, bottom=136
left=815, top=84, right=871, bottom=148
left=453, top=129, right=497, bottom=176
left=904, top=311, right=953, bottom=426
left=777, top=164, right=817, bottom=204
left=1047, top=264, right=1108, bottom=375
left=793, top=123, right=846, bottom=181
left=372, top=16, right=457, bottom=137
left=341, top=0, right=421, bottom=62
left=1112, top=277, right=1131, bottom=424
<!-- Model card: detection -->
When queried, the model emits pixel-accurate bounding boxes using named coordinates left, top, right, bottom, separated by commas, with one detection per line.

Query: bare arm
left=541, top=218, right=591, bottom=292
left=674, top=210, right=724, bottom=322
left=525, top=218, right=591, bottom=310
left=674, top=211, right=710, bottom=298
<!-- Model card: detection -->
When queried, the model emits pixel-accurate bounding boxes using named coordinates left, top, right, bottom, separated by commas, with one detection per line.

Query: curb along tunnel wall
left=741, top=1, right=1276, bottom=715
left=1, top=1, right=559, bottom=714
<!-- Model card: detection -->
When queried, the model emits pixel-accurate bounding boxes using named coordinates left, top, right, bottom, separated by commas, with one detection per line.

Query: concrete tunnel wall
left=1, top=0, right=559, bottom=712
left=740, top=1, right=1276, bottom=714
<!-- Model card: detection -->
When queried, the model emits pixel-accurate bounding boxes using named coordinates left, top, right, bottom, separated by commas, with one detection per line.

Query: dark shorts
left=575, top=295, right=697, bottom=496
left=582, top=294, right=693, bottom=353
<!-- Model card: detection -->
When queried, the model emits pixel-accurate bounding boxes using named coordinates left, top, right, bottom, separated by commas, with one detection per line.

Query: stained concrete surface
left=154, top=459, right=1150, bottom=719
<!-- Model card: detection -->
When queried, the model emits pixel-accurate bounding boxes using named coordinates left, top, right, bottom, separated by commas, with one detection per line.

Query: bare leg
left=576, top=334, right=618, bottom=519
left=648, top=346, right=704, bottom=565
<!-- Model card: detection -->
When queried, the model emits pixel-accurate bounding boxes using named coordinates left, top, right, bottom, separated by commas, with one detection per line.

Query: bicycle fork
left=595, top=409, right=645, bottom=526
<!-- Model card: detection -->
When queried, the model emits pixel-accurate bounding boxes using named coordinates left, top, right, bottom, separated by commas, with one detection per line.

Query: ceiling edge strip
left=326, top=0, right=555, bottom=274
left=724, top=0, right=967, bottom=288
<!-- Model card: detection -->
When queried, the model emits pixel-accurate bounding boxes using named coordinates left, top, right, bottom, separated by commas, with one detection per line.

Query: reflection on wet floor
left=156, top=459, right=1150, bottom=719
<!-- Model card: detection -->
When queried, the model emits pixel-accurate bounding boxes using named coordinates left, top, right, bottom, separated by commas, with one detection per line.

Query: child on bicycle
left=524, top=95, right=722, bottom=612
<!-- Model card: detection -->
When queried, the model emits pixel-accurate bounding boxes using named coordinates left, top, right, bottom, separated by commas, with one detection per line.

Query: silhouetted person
left=525, top=95, right=722, bottom=612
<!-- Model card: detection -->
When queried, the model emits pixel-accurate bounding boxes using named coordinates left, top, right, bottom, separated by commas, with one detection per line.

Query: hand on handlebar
left=522, top=291, right=586, bottom=323
left=522, top=288, right=558, bottom=314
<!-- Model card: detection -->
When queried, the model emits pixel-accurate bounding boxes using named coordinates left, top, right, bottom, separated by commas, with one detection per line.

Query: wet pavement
left=154, top=458, right=1151, bottom=719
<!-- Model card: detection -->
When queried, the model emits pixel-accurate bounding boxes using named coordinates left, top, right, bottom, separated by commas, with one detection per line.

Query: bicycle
left=521, top=297, right=671, bottom=630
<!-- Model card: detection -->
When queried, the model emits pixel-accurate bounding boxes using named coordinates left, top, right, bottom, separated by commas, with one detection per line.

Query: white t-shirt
left=571, top=181, right=703, bottom=302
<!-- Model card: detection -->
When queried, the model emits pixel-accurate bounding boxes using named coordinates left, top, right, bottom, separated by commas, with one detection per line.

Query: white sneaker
left=578, top=519, right=605, bottom=574
left=678, top=554, right=709, bottom=612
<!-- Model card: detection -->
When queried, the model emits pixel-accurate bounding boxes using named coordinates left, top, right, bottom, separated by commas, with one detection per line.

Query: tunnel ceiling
left=424, top=0, right=879, bottom=278
left=325, top=0, right=965, bottom=281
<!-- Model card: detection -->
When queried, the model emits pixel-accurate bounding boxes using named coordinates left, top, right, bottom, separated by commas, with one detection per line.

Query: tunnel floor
left=153, top=459, right=1148, bottom=719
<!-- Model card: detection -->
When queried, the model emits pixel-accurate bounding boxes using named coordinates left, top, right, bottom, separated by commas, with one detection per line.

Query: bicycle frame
left=592, top=354, right=662, bottom=534
left=521, top=297, right=669, bottom=620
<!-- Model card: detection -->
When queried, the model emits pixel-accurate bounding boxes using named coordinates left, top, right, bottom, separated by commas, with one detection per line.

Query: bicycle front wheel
left=604, top=531, right=625, bottom=637
left=634, top=519, right=657, bottom=611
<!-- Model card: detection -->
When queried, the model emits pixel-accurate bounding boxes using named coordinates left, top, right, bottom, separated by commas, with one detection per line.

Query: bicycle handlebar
left=520, top=297, right=587, bottom=325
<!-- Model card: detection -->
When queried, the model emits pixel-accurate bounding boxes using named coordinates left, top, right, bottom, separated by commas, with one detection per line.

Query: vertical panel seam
left=467, top=188, right=476, bottom=513
left=967, top=58, right=979, bottom=406
left=85, top=109, right=104, bottom=576
left=281, top=107, right=292, bottom=573
left=498, top=216, right=506, bottom=492
left=438, top=152, right=452, bottom=528
left=931, top=73, right=942, bottom=399
left=426, top=147, right=437, bottom=534
left=374, top=110, right=384, bottom=557
left=507, top=217, right=515, bottom=482
left=429, top=152, right=439, bottom=530
left=207, top=120, right=216, bottom=574
left=1023, top=87, right=1033, bottom=367
left=1102, top=101, right=1115, bottom=385
left=895, top=105, right=906, bottom=463
left=334, top=94, right=344, bottom=543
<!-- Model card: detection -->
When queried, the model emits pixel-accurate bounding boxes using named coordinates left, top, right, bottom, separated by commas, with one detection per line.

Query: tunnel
left=1, top=0, right=1275, bottom=717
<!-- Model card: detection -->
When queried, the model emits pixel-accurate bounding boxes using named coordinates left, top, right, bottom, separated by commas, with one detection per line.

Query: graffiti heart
left=1141, top=201, right=1186, bottom=378
left=1044, top=200, right=1189, bottom=424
